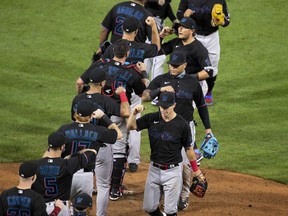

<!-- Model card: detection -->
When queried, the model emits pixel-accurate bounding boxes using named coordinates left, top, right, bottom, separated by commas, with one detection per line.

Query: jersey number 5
left=44, top=177, right=58, bottom=196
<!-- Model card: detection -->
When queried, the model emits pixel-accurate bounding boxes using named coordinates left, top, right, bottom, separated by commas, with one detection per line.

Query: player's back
left=102, top=1, right=152, bottom=43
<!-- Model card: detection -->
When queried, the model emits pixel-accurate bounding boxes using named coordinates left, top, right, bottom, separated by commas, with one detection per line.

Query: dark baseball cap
left=48, top=131, right=66, bottom=148
left=123, top=17, right=140, bottom=33
left=174, top=17, right=197, bottom=30
left=19, top=161, right=37, bottom=178
left=167, top=51, right=186, bottom=66
left=77, top=100, right=95, bottom=117
left=89, top=68, right=106, bottom=83
left=73, top=193, right=92, bottom=209
left=156, top=92, right=176, bottom=109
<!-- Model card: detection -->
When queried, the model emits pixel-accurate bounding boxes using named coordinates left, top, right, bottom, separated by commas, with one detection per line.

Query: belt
left=152, top=162, right=179, bottom=170
left=47, top=200, right=68, bottom=206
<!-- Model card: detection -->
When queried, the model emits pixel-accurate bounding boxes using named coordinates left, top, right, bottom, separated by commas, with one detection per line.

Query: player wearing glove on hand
left=142, top=51, right=218, bottom=211
left=127, top=92, right=206, bottom=216
left=177, top=0, right=230, bottom=105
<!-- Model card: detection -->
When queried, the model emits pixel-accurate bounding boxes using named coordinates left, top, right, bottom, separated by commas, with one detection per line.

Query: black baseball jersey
left=31, top=152, right=96, bottom=202
left=0, top=187, right=49, bottom=216
left=71, top=92, right=121, bottom=124
left=101, top=1, right=152, bottom=43
left=58, top=122, right=118, bottom=158
left=145, top=0, right=176, bottom=22
left=103, top=40, right=158, bottom=64
left=161, top=38, right=212, bottom=74
left=136, top=112, right=192, bottom=164
left=80, top=59, right=146, bottom=104
left=177, top=0, right=230, bottom=35
left=148, top=72, right=207, bottom=123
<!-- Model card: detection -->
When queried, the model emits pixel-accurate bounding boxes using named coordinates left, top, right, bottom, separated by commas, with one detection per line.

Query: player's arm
left=146, top=16, right=161, bottom=51
left=186, top=147, right=205, bottom=179
left=142, top=85, right=175, bottom=102
left=115, top=86, right=130, bottom=117
left=177, top=0, right=189, bottom=19
left=222, top=0, right=231, bottom=27
left=76, top=77, right=85, bottom=94
left=98, top=27, right=110, bottom=53
left=93, top=109, right=122, bottom=140
left=127, top=105, right=144, bottom=130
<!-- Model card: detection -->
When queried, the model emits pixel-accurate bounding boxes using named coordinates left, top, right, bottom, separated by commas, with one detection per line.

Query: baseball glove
left=200, top=133, right=219, bottom=159
left=91, top=41, right=112, bottom=62
left=211, top=4, right=224, bottom=26
left=190, top=173, right=208, bottom=198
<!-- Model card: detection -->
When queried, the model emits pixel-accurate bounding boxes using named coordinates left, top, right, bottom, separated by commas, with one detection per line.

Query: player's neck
left=182, top=36, right=195, bottom=45
left=17, top=181, right=32, bottom=190
left=113, top=57, right=126, bottom=64
left=87, top=86, right=101, bottom=94
left=162, top=112, right=177, bottom=122
left=122, top=34, right=135, bottom=41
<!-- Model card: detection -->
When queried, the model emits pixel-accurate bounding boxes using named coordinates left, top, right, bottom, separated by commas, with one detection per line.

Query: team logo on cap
left=161, top=95, right=169, bottom=102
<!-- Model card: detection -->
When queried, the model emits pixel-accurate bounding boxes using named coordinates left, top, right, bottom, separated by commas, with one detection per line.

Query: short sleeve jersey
left=161, top=38, right=212, bottom=74
left=58, top=122, right=118, bottom=158
left=136, top=112, right=192, bottom=164
left=103, top=40, right=158, bottom=64
left=177, top=0, right=230, bottom=35
left=101, top=1, right=152, bottom=43
left=148, top=73, right=206, bottom=122
left=31, top=152, right=96, bottom=202
left=80, top=60, right=146, bottom=104
left=71, top=92, right=121, bottom=122
left=0, top=187, right=48, bottom=216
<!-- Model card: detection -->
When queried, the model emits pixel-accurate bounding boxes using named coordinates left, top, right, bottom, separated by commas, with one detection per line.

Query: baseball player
left=144, top=0, right=179, bottom=81
left=71, top=71, right=129, bottom=216
left=72, top=193, right=93, bottom=216
left=102, top=16, right=160, bottom=173
left=127, top=92, right=205, bottom=216
left=0, top=161, right=64, bottom=215
left=142, top=50, right=214, bottom=211
left=76, top=39, right=147, bottom=201
left=31, top=131, right=97, bottom=215
left=58, top=99, right=122, bottom=212
left=177, top=0, right=230, bottom=105
left=98, top=0, right=152, bottom=53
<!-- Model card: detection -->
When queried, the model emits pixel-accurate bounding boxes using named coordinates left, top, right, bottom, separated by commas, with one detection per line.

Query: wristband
left=149, top=88, right=160, bottom=99
left=119, top=92, right=128, bottom=102
left=190, top=160, right=199, bottom=172
left=101, top=115, right=113, bottom=127
left=141, top=70, right=149, bottom=79
left=50, top=206, right=61, bottom=216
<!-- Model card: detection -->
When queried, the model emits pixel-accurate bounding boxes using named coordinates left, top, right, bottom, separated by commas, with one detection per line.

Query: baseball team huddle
left=0, top=0, right=230, bottom=215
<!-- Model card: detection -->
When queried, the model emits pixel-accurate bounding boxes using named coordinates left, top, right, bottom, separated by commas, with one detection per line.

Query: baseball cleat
left=178, top=197, right=189, bottom=211
left=205, top=92, right=213, bottom=105
left=109, top=188, right=122, bottom=201
left=129, top=163, right=138, bottom=172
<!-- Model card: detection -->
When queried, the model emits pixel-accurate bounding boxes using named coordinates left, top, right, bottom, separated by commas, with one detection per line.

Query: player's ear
left=134, top=30, right=138, bottom=35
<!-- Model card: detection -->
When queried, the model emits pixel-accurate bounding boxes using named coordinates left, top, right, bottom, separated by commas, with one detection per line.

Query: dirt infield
left=1, top=163, right=288, bottom=216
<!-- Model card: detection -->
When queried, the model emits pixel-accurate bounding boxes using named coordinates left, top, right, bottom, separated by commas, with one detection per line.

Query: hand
left=133, top=105, right=144, bottom=114
left=160, top=85, right=175, bottom=93
left=184, top=9, right=194, bottom=17
left=145, top=16, right=156, bottom=27
left=92, top=109, right=105, bottom=119
left=54, top=199, right=64, bottom=209
left=136, top=62, right=146, bottom=71
left=193, top=170, right=206, bottom=182
left=159, top=26, right=174, bottom=38
left=141, top=78, right=150, bottom=87
left=115, top=86, right=126, bottom=95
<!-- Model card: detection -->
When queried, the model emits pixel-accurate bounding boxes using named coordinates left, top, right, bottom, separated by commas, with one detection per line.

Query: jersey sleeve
left=101, top=7, right=114, bottom=31
left=147, top=75, right=162, bottom=90
left=181, top=121, right=193, bottom=149
left=176, top=0, right=189, bottom=19
left=143, top=44, right=158, bottom=59
left=136, top=112, right=158, bottom=131
left=66, top=151, right=96, bottom=174
left=33, top=193, right=49, bottom=216
left=161, top=38, right=178, bottom=55
left=97, top=126, right=118, bottom=144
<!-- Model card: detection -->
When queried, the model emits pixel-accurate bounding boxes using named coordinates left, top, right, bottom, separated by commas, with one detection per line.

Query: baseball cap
left=73, top=193, right=92, bottom=209
left=76, top=100, right=95, bottom=117
left=89, top=68, right=106, bottom=83
left=122, top=17, right=140, bottom=33
left=174, top=17, right=197, bottom=30
left=167, top=51, right=186, bottom=66
left=48, top=131, right=66, bottom=148
left=19, top=161, right=37, bottom=178
left=156, top=92, right=176, bottom=109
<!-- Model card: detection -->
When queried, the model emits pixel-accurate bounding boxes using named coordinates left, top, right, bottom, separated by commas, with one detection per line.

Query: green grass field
left=0, top=0, right=287, bottom=183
